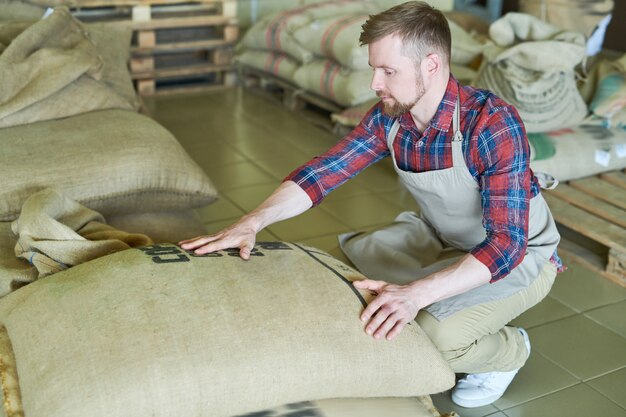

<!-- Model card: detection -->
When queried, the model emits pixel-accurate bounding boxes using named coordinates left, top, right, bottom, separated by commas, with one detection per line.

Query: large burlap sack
left=294, top=59, right=376, bottom=107
left=473, top=12, right=588, bottom=133
left=0, top=109, right=218, bottom=222
left=236, top=49, right=300, bottom=83
left=233, top=396, right=455, bottom=417
left=529, top=124, right=626, bottom=181
left=519, top=0, right=613, bottom=37
left=0, top=242, right=454, bottom=417
left=0, top=8, right=137, bottom=128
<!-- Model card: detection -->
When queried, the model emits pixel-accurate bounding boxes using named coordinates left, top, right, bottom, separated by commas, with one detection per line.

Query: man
left=180, top=1, right=562, bottom=408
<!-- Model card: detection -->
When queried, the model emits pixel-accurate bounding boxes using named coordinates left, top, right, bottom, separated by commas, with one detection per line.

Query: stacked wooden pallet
left=71, top=0, right=238, bottom=96
left=239, top=65, right=347, bottom=133
left=544, top=169, right=626, bottom=287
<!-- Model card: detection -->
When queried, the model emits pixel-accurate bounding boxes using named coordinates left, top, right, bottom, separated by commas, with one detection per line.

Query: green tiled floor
left=146, top=88, right=626, bottom=417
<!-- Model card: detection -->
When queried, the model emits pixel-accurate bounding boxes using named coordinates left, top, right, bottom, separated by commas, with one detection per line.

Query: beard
left=378, top=76, right=426, bottom=118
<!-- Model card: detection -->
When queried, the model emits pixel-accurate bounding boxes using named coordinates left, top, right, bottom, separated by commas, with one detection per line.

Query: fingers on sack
left=353, top=279, right=386, bottom=292
left=178, top=235, right=218, bottom=249
left=373, top=313, right=402, bottom=340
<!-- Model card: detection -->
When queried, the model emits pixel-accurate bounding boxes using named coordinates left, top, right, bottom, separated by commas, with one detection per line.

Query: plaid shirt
left=286, top=75, right=561, bottom=282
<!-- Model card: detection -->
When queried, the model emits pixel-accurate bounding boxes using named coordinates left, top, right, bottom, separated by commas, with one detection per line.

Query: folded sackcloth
left=0, top=7, right=135, bottom=128
left=11, top=189, right=153, bottom=278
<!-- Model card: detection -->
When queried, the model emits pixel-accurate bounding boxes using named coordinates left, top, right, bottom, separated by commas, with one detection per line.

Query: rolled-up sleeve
left=469, top=105, right=531, bottom=282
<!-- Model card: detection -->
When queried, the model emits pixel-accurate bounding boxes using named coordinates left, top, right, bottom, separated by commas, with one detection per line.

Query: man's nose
left=370, top=71, right=383, bottom=91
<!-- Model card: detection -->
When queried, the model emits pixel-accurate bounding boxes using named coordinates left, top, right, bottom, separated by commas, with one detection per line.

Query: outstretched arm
left=179, top=181, right=312, bottom=259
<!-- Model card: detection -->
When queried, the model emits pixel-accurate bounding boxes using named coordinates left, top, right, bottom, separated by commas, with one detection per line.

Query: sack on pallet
left=528, top=124, right=626, bottom=182
left=238, top=0, right=379, bottom=64
left=239, top=13, right=311, bottom=63
left=448, top=19, right=485, bottom=67
left=236, top=49, right=300, bottom=83
left=582, top=54, right=626, bottom=129
left=0, top=242, right=454, bottom=417
left=294, top=59, right=377, bottom=107
left=0, top=0, right=46, bottom=22
left=473, top=13, right=588, bottom=133
left=0, top=109, right=218, bottom=222
left=292, top=14, right=370, bottom=71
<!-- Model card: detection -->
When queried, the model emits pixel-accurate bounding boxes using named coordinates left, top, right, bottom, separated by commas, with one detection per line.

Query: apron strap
left=453, top=96, right=463, bottom=142
left=387, top=119, right=402, bottom=150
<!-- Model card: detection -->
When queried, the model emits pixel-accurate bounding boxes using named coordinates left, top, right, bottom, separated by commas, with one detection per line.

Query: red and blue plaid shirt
left=286, top=75, right=562, bottom=282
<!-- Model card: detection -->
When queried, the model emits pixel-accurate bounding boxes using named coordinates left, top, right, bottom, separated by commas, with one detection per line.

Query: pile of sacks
left=236, top=0, right=485, bottom=107
left=237, top=0, right=626, bottom=135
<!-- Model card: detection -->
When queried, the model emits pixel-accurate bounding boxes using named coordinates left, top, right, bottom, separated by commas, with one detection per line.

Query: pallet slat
left=568, top=177, right=626, bottom=210
left=71, top=0, right=237, bottom=96
left=544, top=193, right=626, bottom=253
left=600, top=171, right=626, bottom=189
left=544, top=174, right=626, bottom=288
left=549, top=183, right=626, bottom=228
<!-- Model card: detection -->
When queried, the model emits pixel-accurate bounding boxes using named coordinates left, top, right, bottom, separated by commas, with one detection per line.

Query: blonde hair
left=359, top=1, right=451, bottom=65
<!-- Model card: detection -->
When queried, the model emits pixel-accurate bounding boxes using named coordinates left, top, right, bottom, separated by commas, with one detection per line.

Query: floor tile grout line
left=493, top=380, right=582, bottom=412
left=581, top=364, right=626, bottom=383
left=582, top=378, right=626, bottom=412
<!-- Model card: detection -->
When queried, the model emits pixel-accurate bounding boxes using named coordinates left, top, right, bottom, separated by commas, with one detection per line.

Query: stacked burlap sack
left=236, top=0, right=487, bottom=107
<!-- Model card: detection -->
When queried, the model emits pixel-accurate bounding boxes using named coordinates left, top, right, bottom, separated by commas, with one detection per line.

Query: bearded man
left=180, top=1, right=562, bottom=408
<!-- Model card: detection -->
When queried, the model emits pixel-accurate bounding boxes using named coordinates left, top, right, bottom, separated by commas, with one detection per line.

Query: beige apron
left=339, top=98, right=560, bottom=320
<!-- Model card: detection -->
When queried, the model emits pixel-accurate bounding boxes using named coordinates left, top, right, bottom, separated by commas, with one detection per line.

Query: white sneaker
left=451, top=328, right=531, bottom=408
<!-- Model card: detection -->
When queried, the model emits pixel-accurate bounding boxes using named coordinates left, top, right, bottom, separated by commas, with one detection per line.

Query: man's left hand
left=352, top=279, right=421, bottom=341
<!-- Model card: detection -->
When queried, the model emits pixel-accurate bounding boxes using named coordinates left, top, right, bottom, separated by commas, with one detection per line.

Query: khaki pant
left=416, top=261, right=558, bottom=374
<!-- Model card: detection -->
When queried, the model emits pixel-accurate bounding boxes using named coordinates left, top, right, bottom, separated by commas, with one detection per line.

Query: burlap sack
left=11, top=188, right=152, bottom=278
left=0, top=222, right=35, bottom=296
left=0, top=211, right=208, bottom=298
left=0, top=242, right=454, bottom=417
left=233, top=396, right=454, bottom=417
left=0, top=0, right=46, bottom=22
left=238, top=0, right=379, bottom=63
left=0, top=109, right=218, bottom=221
left=236, top=49, right=300, bottom=83
left=0, top=7, right=136, bottom=128
left=519, top=0, right=613, bottom=37
left=294, top=59, right=376, bottom=107
left=529, top=124, right=626, bottom=181
left=292, top=14, right=370, bottom=71
left=473, top=13, right=588, bottom=133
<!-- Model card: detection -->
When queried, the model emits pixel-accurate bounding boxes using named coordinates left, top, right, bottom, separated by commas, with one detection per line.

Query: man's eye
left=385, top=70, right=395, bottom=76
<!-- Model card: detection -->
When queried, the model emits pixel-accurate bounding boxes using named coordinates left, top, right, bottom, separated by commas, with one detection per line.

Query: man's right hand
left=179, top=181, right=313, bottom=260
left=178, top=218, right=257, bottom=260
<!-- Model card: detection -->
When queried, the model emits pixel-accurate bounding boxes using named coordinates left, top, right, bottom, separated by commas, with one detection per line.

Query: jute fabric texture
left=11, top=188, right=152, bottom=278
left=0, top=243, right=454, bottom=417
left=473, top=13, right=588, bottom=133
left=0, top=7, right=136, bottom=128
left=0, top=109, right=218, bottom=222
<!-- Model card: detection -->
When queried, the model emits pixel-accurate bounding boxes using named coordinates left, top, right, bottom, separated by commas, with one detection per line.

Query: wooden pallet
left=71, top=0, right=238, bottom=96
left=543, top=169, right=626, bottom=287
left=239, top=65, right=347, bottom=133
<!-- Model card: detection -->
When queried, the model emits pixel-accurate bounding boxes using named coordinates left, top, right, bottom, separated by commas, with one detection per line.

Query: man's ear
left=423, top=53, right=441, bottom=76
